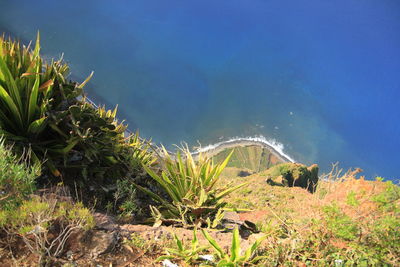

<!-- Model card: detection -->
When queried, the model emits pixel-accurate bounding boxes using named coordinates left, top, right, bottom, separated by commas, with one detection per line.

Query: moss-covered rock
left=263, top=163, right=319, bottom=192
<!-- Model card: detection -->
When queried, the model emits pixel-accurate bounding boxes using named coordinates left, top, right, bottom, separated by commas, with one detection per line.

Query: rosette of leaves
left=201, top=226, right=267, bottom=266
left=0, top=33, right=90, bottom=170
left=135, top=146, right=247, bottom=226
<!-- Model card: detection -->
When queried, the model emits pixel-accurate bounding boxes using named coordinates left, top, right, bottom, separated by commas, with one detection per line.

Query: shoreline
left=192, top=136, right=295, bottom=163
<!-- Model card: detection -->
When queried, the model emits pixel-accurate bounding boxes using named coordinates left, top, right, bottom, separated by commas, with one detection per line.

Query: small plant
left=126, top=131, right=156, bottom=171
left=157, top=228, right=209, bottom=265
left=124, top=232, right=150, bottom=251
left=114, top=179, right=139, bottom=218
left=0, top=137, right=39, bottom=210
left=135, top=146, right=247, bottom=225
left=201, top=226, right=266, bottom=266
left=346, top=191, right=360, bottom=207
left=0, top=195, right=94, bottom=266
left=322, top=204, right=359, bottom=241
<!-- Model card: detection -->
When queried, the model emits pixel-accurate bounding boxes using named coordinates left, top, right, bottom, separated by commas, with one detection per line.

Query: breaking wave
left=194, top=135, right=296, bottom=163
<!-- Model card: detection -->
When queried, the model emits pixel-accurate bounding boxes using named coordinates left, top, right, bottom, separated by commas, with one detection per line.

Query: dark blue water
left=1, top=0, right=399, bottom=179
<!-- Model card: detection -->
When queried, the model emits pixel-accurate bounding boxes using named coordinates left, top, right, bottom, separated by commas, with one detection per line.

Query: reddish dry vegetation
left=220, top=167, right=388, bottom=224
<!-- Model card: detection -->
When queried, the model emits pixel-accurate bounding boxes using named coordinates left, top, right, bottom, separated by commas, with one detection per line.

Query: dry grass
left=217, top=166, right=399, bottom=265
left=219, top=166, right=387, bottom=223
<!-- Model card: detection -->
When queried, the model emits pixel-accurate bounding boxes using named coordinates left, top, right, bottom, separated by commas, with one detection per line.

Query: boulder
left=264, top=163, right=319, bottom=192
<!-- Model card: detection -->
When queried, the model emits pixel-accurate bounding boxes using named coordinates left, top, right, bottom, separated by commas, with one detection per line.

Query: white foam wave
left=195, top=135, right=296, bottom=163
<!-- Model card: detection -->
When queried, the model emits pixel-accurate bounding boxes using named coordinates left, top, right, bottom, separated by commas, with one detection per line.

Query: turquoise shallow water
left=1, top=0, right=399, bottom=179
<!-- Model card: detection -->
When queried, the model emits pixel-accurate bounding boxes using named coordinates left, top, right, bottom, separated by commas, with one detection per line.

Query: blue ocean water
left=0, top=0, right=399, bottom=179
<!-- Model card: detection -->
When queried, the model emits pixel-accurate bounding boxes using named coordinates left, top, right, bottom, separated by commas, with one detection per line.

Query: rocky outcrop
left=264, top=163, right=319, bottom=192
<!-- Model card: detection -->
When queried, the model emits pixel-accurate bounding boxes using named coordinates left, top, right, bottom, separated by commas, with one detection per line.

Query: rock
left=82, top=230, right=119, bottom=258
left=221, top=212, right=258, bottom=238
left=237, top=170, right=252, bottom=177
left=222, top=211, right=242, bottom=230
left=93, top=212, right=118, bottom=231
left=264, top=163, right=319, bottom=192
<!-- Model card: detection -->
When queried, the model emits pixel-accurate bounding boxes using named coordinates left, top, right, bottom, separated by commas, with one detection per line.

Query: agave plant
left=0, top=33, right=65, bottom=139
left=201, top=226, right=267, bottom=266
left=126, top=130, right=156, bottom=170
left=135, top=145, right=247, bottom=225
left=0, top=33, right=154, bottom=204
left=0, top=33, right=93, bottom=165
left=157, top=228, right=209, bottom=265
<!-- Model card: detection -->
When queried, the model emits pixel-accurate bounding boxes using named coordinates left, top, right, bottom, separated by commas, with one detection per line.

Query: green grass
left=0, top=138, right=39, bottom=210
left=212, top=145, right=284, bottom=172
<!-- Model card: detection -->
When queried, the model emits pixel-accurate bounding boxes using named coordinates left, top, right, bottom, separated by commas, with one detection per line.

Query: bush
left=0, top=137, right=39, bottom=210
left=322, top=204, right=359, bottom=241
left=0, top=34, right=155, bottom=206
left=0, top=195, right=94, bottom=266
left=135, top=146, right=247, bottom=225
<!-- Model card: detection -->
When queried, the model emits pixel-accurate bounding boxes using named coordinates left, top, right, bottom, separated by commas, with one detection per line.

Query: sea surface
left=1, top=0, right=399, bottom=179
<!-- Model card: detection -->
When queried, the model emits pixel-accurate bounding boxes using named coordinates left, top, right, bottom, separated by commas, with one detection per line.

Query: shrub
left=0, top=33, right=70, bottom=141
left=113, top=179, right=139, bottom=218
left=0, top=137, right=39, bottom=210
left=0, top=195, right=94, bottom=266
left=0, top=34, right=155, bottom=206
left=135, top=146, right=247, bottom=225
left=322, top=204, right=359, bottom=241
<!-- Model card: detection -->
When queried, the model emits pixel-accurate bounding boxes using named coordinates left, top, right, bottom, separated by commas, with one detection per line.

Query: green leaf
left=51, top=139, right=79, bottom=154
left=33, top=31, right=40, bottom=59
left=191, top=228, right=198, bottom=248
left=243, top=234, right=267, bottom=262
left=0, top=108, right=19, bottom=133
left=216, top=182, right=248, bottom=201
left=0, top=53, right=23, bottom=111
left=77, top=71, right=94, bottom=88
left=0, top=84, right=23, bottom=129
left=156, top=255, right=174, bottom=262
left=230, top=226, right=241, bottom=262
left=216, top=260, right=235, bottom=267
left=215, top=149, right=234, bottom=178
left=201, top=229, right=225, bottom=259
left=27, top=66, right=40, bottom=123
left=27, top=117, right=47, bottom=134
left=174, top=234, right=184, bottom=251
left=132, top=183, right=170, bottom=206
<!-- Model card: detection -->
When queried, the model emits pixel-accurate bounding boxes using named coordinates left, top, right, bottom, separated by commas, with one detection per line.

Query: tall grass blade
left=0, top=84, right=23, bottom=129
left=27, top=67, right=40, bottom=123
left=77, top=71, right=94, bottom=89
left=0, top=56, right=23, bottom=111
left=201, top=229, right=225, bottom=259
left=216, top=182, right=248, bottom=201
left=230, top=227, right=241, bottom=262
